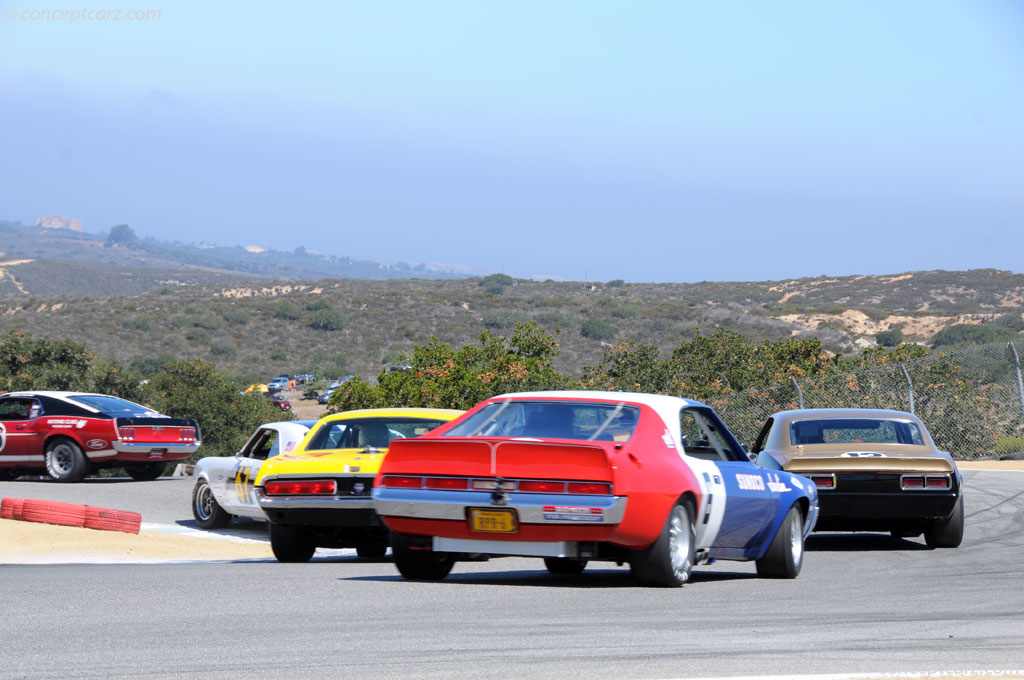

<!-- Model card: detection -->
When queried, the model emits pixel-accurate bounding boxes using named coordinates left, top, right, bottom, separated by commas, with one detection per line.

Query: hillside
left=1, top=268, right=1021, bottom=384
left=0, top=220, right=465, bottom=292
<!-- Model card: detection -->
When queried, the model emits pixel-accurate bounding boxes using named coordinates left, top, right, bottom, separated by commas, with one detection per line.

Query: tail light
left=178, top=427, right=196, bottom=442
left=519, top=480, right=566, bottom=493
left=379, top=475, right=424, bottom=489
left=901, top=474, right=950, bottom=490
left=425, top=477, right=469, bottom=490
left=119, top=427, right=136, bottom=442
left=264, top=479, right=337, bottom=495
left=809, top=474, right=836, bottom=490
left=567, top=482, right=613, bottom=495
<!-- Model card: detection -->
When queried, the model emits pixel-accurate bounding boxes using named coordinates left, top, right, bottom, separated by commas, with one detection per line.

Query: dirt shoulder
left=0, top=519, right=273, bottom=564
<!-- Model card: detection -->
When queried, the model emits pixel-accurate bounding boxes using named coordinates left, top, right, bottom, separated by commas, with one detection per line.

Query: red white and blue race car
left=373, top=391, right=819, bottom=587
left=0, top=391, right=200, bottom=482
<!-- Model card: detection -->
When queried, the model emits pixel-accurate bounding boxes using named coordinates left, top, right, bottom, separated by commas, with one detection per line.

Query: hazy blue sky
left=2, top=1, right=1022, bottom=282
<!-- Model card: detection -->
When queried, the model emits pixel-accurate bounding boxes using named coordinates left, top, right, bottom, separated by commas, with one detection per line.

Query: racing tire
left=756, top=504, right=804, bottom=579
left=269, top=524, right=316, bottom=563
left=126, top=462, right=168, bottom=481
left=21, top=499, right=88, bottom=528
left=543, top=557, right=587, bottom=575
left=45, top=438, right=90, bottom=483
left=84, top=506, right=142, bottom=534
left=191, top=479, right=232, bottom=530
left=356, top=539, right=389, bottom=559
left=0, top=468, right=20, bottom=481
left=629, top=501, right=696, bottom=588
left=391, top=531, right=455, bottom=580
left=924, top=494, right=964, bottom=549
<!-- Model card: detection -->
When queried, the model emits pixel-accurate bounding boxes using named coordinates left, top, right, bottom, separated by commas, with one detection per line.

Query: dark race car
left=0, top=391, right=201, bottom=482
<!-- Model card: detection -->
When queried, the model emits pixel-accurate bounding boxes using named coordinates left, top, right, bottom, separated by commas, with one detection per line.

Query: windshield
left=305, top=417, right=448, bottom=451
left=443, top=400, right=639, bottom=442
left=67, top=395, right=164, bottom=417
left=789, top=418, right=925, bottom=446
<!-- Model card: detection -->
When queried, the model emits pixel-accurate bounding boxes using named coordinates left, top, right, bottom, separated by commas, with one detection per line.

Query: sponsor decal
left=542, top=505, right=605, bottom=522
left=352, top=482, right=365, bottom=494
left=46, top=418, right=88, bottom=429
left=85, top=439, right=108, bottom=450
left=765, top=472, right=792, bottom=493
left=662, top=429, right=675, bottom=448
left=735, top=473, right=765, bottom=491
left=841, top=451, right=885, bottom=457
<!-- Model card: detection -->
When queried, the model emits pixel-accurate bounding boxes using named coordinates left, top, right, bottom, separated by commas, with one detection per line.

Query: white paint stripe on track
left=660, top=671, right=1024, bottom=680
left=140, top=522, right=270, bottom=544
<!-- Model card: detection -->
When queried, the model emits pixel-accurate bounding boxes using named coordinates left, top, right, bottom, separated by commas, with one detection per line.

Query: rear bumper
left=815, top=491, right=959, bottom=531
left=373, top=487, right=627, bottom=524
left=257, top=490, right=379, bottom=526
left=111, top=442, right=198, bottom=461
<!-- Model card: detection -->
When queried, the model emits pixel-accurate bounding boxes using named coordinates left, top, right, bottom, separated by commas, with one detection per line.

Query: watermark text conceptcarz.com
left=3, top=6, right=161, bottom=23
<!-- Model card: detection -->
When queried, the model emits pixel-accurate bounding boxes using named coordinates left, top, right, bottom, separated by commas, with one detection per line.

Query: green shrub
left=995, top=436, right=1024, bottom=455
left=932, top=323, right=1017, bottom=348
left=191, top=314, right=222, bottom=330
left=309, top=308, right=346, bottom=331
left=482, top=309, right=522, bottom=329
left=306, top=298, right=332, bottom=311
left=611, top=306, right=638, bottom=319
left=129, top=355, right=176, bottom=376
left=479, top=273, right=514, bottom=295
left=994, top=313, right=1024, bottom=332
left=185, top=328, right=210, bottom=343
left=875, top=326, right=904, bottom=347
left=221, top=307, right=250, bottom=325
left=121, top=315, right=153, bottom=331
left=210, top=340, right=237, bottom=356
left=581, top=319, right=616, bottom=341
left=273, top=301, right=304, bottom=320
left=607, top=279, right=625, bottom=287
left=270, top=348, right=287, bottom=361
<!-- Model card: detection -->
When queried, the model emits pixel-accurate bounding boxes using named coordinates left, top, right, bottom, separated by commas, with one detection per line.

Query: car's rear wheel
left=630, top=501, right=696, bottom=587
left=191, top=479, right=232, bottom=529
left=356, top=538, right=389, bottom=559
left=925, top=495, right=964, bottom=548
left=45, top=438, right=89, bottom=483
left=391, top=531, right=454, bottom=580
left=269, top=524, right=317, bottom=563
left=756, top=504, right=804, bottom=578
left=543, top=557, right=587, bottom=575
left=126, top=462, right=167, bottom=481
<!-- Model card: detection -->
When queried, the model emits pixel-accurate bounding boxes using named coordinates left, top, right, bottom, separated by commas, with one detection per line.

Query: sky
left=1, top=0, right=1022, bottom=283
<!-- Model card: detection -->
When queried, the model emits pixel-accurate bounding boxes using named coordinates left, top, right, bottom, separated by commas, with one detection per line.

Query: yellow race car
left=254, top=407, right=463, bottom=562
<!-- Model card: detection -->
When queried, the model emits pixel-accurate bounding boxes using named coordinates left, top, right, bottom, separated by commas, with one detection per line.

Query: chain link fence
left=710, top=339, right=1024, bottom=460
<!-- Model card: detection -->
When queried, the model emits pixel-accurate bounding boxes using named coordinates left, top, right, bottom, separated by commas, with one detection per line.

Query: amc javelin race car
left=751, top=408, right=963, bottom=548
left=191, top=420, right=316, bottom=529
left=373, top=391, right=819, bottom=587
left=0, top=391, right=200, bottom=482
left=254, top=408, right=463, bottom=562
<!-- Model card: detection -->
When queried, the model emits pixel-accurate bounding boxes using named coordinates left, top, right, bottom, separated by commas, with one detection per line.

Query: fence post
left=900, top=363, right=915, bottom=415
left=1009, top=342, right=1024, bottom=424
left=790, top=376, right=804, bottom=409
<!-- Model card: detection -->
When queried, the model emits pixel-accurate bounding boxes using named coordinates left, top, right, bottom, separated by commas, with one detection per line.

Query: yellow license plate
left=468, top=508, right=518, bottom=533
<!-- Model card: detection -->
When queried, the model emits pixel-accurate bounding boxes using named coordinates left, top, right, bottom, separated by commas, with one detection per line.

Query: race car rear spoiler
left=784, top=456, right=954, bottom=474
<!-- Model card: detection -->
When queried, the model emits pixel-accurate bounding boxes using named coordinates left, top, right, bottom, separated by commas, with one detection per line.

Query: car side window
left=679, top=407, right=746, bottom=462
left=250, top=430, right=279, bottom=460
left=751, top=418, right=774, bottom=454
left=0, top=398, right=31, bottom=420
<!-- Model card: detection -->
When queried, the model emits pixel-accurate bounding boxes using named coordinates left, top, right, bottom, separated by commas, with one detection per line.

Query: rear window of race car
left=790, top=418, right=925, bottom=446
left=443, top=400, right=640, bottom=442
left=67, top=395, right=165, bottom=418
left=305, top=417, right=451, bottom=450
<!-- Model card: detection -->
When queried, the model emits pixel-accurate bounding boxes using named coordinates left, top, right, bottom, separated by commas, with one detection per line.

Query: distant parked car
left=267, top=393, right=291, bottom=411
left=191, top=420, right=316, bottom=529
left=0, top=391, right=200, bottom=482
left=317, top=388, right=337, bottom=405
left=267, top=377, right=290, bottom=393
left=751, top=408, right=963, bottom=548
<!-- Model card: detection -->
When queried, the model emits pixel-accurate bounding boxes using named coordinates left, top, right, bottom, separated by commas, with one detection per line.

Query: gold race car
left=253, top=408, right=463, bottom=562
left=750, top=408, right=963, bottom=548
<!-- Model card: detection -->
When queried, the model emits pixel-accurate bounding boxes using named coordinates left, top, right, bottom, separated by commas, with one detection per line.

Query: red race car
left=0, top=391, right=201, bottom=482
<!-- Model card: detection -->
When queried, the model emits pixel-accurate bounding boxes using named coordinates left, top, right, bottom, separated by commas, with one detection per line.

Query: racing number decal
left=234, top=465, right=254, bottom=505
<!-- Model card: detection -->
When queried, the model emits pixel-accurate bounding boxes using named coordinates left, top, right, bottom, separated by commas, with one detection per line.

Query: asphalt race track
left=2, top=470, right=1023, bottom=679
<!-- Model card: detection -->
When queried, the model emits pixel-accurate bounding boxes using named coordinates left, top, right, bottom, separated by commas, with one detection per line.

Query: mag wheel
left=630, top=501, right=696, bottom=587
left=45, top=438, right=89, bottom=483
left=756, top=504, right=804, bottom=579
left=191, top=479, right=232, bottom=529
